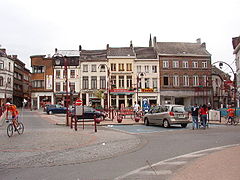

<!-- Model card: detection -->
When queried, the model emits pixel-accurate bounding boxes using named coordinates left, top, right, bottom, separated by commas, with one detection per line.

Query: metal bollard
left=94, top=115, right=97, bottom=132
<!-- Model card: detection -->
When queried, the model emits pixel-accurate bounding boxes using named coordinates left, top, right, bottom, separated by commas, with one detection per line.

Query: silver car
left=143, top=104, right=190, bottom=128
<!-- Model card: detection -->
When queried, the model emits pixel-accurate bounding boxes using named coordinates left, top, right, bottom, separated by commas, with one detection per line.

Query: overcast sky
left=0, top=0, right=239, bottom=73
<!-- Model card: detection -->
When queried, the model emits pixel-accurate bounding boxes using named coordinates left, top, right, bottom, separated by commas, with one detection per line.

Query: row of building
left=29, top=36, right=234, bottom=110
left=1, top=35, right=238, bottom=110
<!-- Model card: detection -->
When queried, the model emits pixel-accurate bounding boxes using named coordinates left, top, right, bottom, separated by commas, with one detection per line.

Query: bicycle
left=7, top=117, right=24, bottom=137
left=225, top=116, right=239, bottom=126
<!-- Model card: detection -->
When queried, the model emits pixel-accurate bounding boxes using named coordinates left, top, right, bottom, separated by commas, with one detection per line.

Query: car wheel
left=48, top=111, right=53, bottom=115
left=144, top=118, right=149, bottom=126
left=181, top=123, right=188, bottom=128
left=163, top=119, right=170, bottom=128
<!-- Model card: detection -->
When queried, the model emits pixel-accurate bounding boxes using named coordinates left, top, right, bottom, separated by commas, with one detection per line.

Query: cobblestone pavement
left=0, top=111, right=143, bottom=170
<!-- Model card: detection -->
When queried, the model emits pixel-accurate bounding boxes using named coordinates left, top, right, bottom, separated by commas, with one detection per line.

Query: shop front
left=31, top=92, right=54, bottom=109
left=109, top=89, right=134, bottom=109
left=55, top=91, right=79, bottom=106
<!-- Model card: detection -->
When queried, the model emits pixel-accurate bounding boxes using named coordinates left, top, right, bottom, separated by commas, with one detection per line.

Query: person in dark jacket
left=191, top=104, right=199, bottom=129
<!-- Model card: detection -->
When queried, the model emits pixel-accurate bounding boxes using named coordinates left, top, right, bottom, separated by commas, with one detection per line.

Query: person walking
left=191, top=104, right=199, bottom=130
left=227, top=105, right=235, bottom=124
left=199, top=104, right=208, bottom=129
left=133, top=101, right=140, bottom=116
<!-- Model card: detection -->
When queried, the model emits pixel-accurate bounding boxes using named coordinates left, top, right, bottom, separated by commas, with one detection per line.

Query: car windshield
left=172, top=106, right=185, bottom=113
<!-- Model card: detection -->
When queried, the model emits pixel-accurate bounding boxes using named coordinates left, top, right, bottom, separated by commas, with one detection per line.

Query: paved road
left=1, top=110, right=240, bottom=180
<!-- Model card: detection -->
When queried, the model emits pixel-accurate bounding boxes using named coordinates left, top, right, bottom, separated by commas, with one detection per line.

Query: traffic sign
left=75, top=99, right=83, bottom=106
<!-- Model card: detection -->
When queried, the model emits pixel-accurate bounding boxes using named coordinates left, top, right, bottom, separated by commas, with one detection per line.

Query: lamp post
left=98, top=64, right=110, bottom=111
left=213, top=61, right=236, bottom=108
left=53, top=53, right=69, bottom=126
left=136, top=72, right=145, bottom=105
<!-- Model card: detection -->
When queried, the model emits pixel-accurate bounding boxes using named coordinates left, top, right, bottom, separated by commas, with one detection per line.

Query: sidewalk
left=169, top=145, right=240, bottom=180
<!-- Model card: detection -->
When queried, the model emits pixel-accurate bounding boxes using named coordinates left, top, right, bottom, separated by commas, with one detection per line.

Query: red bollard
left=94, top=115, right=97, bottom=132
left=74, top=115, right=77, bottom=131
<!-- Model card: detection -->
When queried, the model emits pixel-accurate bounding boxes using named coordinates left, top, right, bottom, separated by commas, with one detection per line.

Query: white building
left=0, top=49, right=14, bottom=105
left=233, top=36, right=240, bottom=106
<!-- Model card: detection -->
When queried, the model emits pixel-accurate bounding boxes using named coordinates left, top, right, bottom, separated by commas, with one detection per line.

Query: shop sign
left=110, top=89, right=134, bottom=93
left=141, top=88, right=154, bottom=92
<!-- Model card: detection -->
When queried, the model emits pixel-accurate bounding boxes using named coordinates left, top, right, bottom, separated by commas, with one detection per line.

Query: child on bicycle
left=6, top=102, right=19, bottom=130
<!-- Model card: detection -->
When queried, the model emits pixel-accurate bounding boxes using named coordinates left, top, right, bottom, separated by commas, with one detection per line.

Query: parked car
left=143, top=104, right=190, bottom=128
left=46, top=104, right=66, bottom=115
left=70, top=106, right=106, bottom=120
left=43, top=104, right=52, bottom=112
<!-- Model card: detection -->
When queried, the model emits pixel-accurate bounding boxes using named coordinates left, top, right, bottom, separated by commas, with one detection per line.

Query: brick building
left=30, top=55, right=54, bottom=109
left=154, top=37, right=212, bottom=106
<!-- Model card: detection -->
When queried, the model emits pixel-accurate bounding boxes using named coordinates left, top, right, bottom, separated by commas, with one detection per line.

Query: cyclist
left=6, top=103, right=19, bottom=131
left=227, top=105, right=235, bottom=124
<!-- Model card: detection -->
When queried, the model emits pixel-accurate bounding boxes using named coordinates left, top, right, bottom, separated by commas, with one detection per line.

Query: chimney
left=201, top=42, right=206, bottom=48
left=0, top=48, right=6, bottom=54
left=12, top=55, right=18, bottom=59
left=153, top=36, right=157, bottom=47
left=130, top=40, right=133, bottom=48
left=149, top=34, right=152, bottom=47
left=55, top=48, right=58, bottom=54
left=196, top=38, right=201, bottom=44
left=106, top=44, right=109, bottom=50
left=79, top=45, right=82, bottom=51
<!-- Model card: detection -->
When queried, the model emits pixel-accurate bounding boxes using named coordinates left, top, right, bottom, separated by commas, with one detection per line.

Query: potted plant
left=117, top=115, right=123, bottom=123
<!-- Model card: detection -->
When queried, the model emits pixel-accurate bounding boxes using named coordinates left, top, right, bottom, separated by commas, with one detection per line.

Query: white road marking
left=114, top=144, right=240, bottom=180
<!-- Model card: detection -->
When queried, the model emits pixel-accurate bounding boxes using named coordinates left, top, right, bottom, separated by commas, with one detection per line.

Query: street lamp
left=53, top=53, right=69, bottom=126
left=136, top=72, right=145, bottom=104
left=98, top=64, right=110, bottom=111
left=213, top=61, right=236, bottom=108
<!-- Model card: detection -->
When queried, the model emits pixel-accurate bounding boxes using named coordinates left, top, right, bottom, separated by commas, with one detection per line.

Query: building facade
left=31, top=55, right=54, bottom=109
left=154, top=38, right=212, bottom=106
left=232, top=36, right=240, bottom=106
left=0, top=49, right=14, bottom=105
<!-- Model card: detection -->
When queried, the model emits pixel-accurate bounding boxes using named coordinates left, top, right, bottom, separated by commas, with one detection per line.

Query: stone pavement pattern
left=0, top=111, right=142, bottom=169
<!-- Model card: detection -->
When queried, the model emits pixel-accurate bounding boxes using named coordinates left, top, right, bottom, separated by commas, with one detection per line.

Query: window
left=32, top=66, right=44, bottom=73
left=163, top=61, right=169, bottom=68
left=100, top=76, right=106, bottom=89
left=173, top=75, right=179, bottom=86
left=83, top=65, right=88, bottom=72
left=91, top=65, right=96, bottom=72
left=202, top=61, right=207, bottom=68
left=127, top=76, right=132, bottom=88
left=69, top=82, right=75, bottom=92
left=111, top=63, right=116, bottom=71
left=152, top=78, right=157, bottom=89
left=91, top=76, right=97, bottom=89
left=32, top=80, right=44, bottom=88
left=145, top=78, right=150, bottom=88
left=0, top=61, right=4, bottom=70
left=9, top=62, right=11, bottom=71
left=183, top=75, right=189, bottom=86
left=203, top=75, right=207, bottom=86
left=193, top=75, right=199, bottom=86
left=163, top=76, right=169, bottom=86
left=56, top=82, right=61, bottom=91
left=63, top=82, right=66, bottom=91
left=0, top=76, right=3, bottom=86
left=70, top=70, right=75, bottom=78
left=56, top=70, right=61, bottom=79
left=100, top=65, right=106, bottom=72
left=119, top=76, right=124, bottom=88
left=193, top=61, right=198, bottom=68
left=182, top=61, right=188, bottom=68
left=145, top=66, right=149, bottom=73
left=119, top=63, right=124, bottom=71
left=126, top=63, right=132, bottom=71
left=111, top=76, right=116, bottom=89
left=83, top=76, right=89, bottom=89
left=137, top=66, right=141, bottom=73
left=173, top=61, right=179, bottom=68
left=152, top=66, right=157, bottom=73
